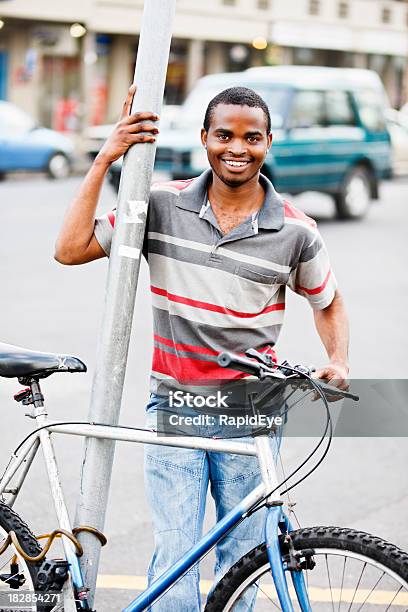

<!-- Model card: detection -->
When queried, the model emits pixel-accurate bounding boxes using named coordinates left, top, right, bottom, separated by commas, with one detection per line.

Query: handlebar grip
left=317, top=380, right=359, bottom=402
left=217, top=352, right=262, bottom=376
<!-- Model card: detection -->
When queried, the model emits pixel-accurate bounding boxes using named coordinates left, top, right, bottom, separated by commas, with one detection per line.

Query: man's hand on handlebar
left=312, top=361, right=350, bottom=402
left=217, top=351, right=358, bottom=402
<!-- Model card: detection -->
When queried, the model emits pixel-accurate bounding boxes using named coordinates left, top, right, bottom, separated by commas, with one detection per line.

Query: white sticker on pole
left=118, top=245, right=141, bottom=260
left=124, top=200, right=148, bottom=224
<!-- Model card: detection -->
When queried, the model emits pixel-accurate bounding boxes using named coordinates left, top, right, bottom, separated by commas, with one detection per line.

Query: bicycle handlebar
left=218, top=352, right=269, bottom=376
left=217, top=352, right=359, bottom=402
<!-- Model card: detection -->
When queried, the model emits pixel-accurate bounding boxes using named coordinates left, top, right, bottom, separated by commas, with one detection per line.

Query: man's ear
left=201, top=128, right=207, bottom=148
left=267, top=132, right=273, bottom=150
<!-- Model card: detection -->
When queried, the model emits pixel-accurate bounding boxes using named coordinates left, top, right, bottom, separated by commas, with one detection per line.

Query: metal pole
left=74, top=1, right=176, bottom=604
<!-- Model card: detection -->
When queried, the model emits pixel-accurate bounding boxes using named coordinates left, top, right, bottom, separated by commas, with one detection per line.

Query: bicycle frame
left=0, top=396, right=311, bottom=612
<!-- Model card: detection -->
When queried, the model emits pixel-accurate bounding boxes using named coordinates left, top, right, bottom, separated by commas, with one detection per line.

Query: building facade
left=0, top=0, right=407, bottom=130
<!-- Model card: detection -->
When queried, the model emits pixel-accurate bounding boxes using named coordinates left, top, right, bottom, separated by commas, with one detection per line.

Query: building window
left=258, top=0, right=270, bottom=9
left=338, top=1, right=348, bottom=18
left=381, top=7, right=391, bottom=23
left=222, top=0, right=236, bottom=5
left=309, top=0, right=319, bottom=16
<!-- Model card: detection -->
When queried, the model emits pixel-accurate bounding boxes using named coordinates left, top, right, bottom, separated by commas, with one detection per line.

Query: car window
left=0, top=103, right=35, bottom=135
left=353, top=90, right=387, bottom=132
left=288, top=91, right=325, bottom=128
left=325, top=91, right=356, bottom=126
left=175, top=83, right=289, bottom=130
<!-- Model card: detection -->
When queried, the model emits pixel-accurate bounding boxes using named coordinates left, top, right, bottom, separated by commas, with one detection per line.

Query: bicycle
left=0, top=341, right=407, bottom=611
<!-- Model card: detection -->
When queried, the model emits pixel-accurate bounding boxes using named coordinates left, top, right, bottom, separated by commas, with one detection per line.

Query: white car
left=82, top=104, right=180, bottom=161
left=385, top=108, right=408, bottom=176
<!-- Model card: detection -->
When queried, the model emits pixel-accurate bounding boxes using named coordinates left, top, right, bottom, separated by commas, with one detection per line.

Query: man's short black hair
left=203, top=87, right=271, bottom=134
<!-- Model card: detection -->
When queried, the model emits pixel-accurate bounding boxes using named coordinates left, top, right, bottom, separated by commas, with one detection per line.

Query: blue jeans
left=143, top=394, right=280, bottom=611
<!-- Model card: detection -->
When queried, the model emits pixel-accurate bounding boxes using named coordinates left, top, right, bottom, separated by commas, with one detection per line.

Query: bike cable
left=276, top=369, right=333, bottom=496
left=246, top=368, right=333, bottom=515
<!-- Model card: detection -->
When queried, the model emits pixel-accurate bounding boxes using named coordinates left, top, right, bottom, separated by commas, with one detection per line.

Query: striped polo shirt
left=94, top=169, right=337, bottom=394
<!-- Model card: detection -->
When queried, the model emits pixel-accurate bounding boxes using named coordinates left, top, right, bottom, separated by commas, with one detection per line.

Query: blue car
left=0, top=101, right=74, bottom=179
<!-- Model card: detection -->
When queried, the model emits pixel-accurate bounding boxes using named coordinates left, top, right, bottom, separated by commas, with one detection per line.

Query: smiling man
left=202, top=95, right=272, bottom=236
left=55, top=86, right=349, bottom=611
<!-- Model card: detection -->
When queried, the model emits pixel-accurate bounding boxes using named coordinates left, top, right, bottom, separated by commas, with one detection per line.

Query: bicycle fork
left=264, top=507, right=311, bottom=612
left=255, top=435, right=311, bottom=612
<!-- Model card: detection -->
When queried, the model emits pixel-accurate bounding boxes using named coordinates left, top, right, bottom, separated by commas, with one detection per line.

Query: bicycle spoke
left=0, top=552, right=14, bottom=575
left=355, top=571, right=385, bottom=611
left=0, top=551, right=21, bottom=586
left=384, top=585, right=403, bottom=611
left=325, top=553, right=335, bottom=612
left=2, top=569, right=20, bottom=585
left=347, top=561, right=367, bottom=612
left=255, top=580, right=280, bottom=610
left=338, top=555, right=347, bottom=612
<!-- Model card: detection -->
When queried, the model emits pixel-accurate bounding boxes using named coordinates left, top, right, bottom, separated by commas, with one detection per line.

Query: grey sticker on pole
left=118, top=245, right=141, bottom=259
left=124, top=200, right=148, bottom=224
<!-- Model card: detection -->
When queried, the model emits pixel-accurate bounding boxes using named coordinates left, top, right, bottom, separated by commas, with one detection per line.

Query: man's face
left=201, top=103, right=272, bottom=188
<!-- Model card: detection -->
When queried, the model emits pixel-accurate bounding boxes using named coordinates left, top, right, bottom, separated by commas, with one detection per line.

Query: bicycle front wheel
left=205, top=526, right=408, bottom=611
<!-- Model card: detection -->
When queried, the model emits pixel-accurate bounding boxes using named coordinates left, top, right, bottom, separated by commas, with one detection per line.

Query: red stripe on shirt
left=107, top=212, right=116, bottom=228
left=296, top=269, right=331, bottom=295
left=284, top=200, right=316, bottom=228
left=151, top=286, right=285, bottom=318
left=154, top=334, right=219, bottom=356
left=152, top=178, right=195, bottom=191
left=152, top=346, right=249, bottom=383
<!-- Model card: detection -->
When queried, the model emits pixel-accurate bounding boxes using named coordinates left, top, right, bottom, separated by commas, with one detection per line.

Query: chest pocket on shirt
left=226, top=266, right=280, bottom=314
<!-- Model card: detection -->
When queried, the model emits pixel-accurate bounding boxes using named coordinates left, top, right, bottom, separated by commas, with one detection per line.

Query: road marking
left=96, top=575, right=408, bottom=605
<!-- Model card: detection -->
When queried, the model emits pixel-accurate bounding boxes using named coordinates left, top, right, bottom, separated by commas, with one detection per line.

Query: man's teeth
left=224, top=160, right=248, bottom=167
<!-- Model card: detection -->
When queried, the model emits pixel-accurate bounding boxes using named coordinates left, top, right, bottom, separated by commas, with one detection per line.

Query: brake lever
left=278, top=360, right=315, bottom=378
left=245, top=348, right=276, bottom=368
left=278, top=361, right=359, bottom=401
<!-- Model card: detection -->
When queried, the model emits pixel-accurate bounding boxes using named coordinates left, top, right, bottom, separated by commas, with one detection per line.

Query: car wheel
left=334, top=165, right=372, bottom=220
left=47, top=152, right=71, bottom=179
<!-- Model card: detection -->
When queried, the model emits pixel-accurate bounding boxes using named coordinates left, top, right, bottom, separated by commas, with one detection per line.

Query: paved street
left=1, top=173, right=407, bottom=610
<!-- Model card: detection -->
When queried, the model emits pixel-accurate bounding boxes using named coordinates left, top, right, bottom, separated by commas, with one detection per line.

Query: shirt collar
left=176, top=168, right=284, bottom=231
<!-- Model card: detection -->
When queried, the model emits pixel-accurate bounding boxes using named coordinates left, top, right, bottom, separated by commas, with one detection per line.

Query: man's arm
left=54, top=156, right=110, bottom=264
left=54, top=84, right=159, bottom=265
left=313, top=289, right=350, bottom=389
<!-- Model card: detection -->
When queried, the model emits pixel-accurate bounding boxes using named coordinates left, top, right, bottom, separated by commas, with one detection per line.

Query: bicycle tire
left=205, top=526, right=408, bottom=611
left=0, top=501, right=42, bottom=611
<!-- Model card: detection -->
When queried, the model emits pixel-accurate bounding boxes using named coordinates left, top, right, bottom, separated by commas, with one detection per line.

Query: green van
left=112, top=65, right=392, bottom=219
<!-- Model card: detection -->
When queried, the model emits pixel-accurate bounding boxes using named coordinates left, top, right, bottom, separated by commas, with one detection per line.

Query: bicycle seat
left=0, top=343, right=87, bottom=379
